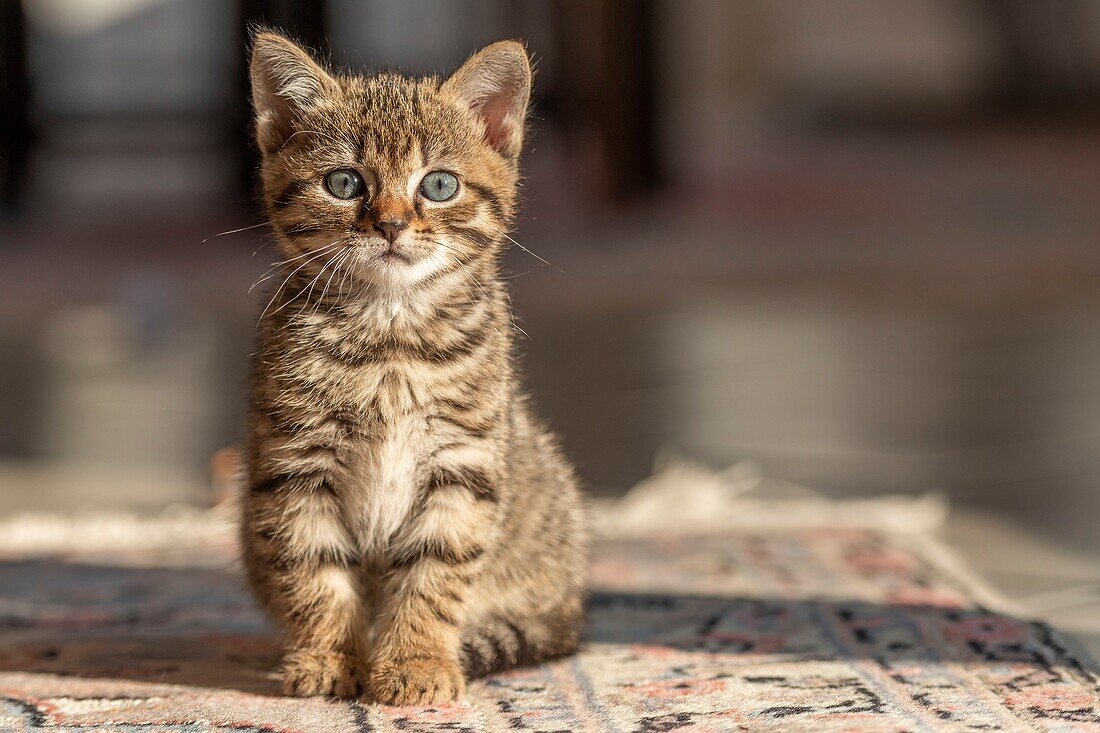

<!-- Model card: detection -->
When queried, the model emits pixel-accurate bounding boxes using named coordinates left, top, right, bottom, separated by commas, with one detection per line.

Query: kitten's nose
left=374, top=218, right=408, bottom=244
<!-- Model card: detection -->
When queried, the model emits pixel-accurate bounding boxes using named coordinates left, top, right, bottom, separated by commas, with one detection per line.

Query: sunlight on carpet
left=1, top=459, right=1097, bottom=731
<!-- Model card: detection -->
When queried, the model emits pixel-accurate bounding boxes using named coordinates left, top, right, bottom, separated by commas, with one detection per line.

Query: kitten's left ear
left=250, top=30, right=337, bottom=152
left=442, top=41, right=532, bottom=160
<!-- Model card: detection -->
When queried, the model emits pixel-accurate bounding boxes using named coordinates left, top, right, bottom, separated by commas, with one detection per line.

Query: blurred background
left=3, top=1, right=1100, bottom=577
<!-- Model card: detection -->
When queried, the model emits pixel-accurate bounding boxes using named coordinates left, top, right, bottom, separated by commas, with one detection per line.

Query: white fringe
left=592, top=456, right=948, bottom=538
left=0, top=503, right=237, bottom=561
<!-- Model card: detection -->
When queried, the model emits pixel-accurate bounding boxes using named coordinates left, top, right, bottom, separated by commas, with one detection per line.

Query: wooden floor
left=523, top=298, right=1100, bottom=534
left=944, top=508, right=1100, bottom=661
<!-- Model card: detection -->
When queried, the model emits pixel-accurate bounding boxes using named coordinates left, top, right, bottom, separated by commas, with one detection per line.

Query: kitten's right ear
left=250, top=30, right=336, bottom=152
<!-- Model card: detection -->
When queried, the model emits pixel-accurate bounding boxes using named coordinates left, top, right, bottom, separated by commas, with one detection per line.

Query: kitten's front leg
left=368, top=466, right=498, bottom=705
left=242, top=476, right=368, bottom=698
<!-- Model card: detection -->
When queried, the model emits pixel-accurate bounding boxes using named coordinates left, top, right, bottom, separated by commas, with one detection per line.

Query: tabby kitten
left=240, top=31, right=588, bottom=705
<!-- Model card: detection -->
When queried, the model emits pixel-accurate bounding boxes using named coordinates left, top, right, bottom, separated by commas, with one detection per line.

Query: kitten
left=239, top=31, right=588, bottom=705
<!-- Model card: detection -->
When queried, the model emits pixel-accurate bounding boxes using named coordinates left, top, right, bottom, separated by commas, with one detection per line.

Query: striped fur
left=240, top=31, right=588, bottom=705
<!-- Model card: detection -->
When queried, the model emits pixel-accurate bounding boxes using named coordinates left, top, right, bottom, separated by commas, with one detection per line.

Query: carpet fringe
left=592, top=455, right=948, bottom=538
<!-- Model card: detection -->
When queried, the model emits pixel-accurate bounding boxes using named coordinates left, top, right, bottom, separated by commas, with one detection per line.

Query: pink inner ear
left=264, top=90, right=297, bottom=146
left=477, top=93, right=516, bottom=154
left=443, top=44, right=530, bottom=157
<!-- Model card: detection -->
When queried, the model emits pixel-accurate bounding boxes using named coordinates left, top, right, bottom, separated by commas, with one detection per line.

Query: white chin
left=353, top=250, right=444, bottom=288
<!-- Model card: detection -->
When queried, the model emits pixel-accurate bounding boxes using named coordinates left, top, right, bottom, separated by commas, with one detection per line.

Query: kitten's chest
left=343, top=410, right=432, bottom=555
left=317, top=356, right=438, bottom=418
left=298, top=322, right=466, bottom=554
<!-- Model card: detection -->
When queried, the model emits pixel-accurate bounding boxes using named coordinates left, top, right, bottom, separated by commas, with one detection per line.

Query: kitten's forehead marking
left=345, top=74, right=473, bottom=175
left=368, top=138, right=426, bottom=196
left=346, top=82, right=435, bottom=195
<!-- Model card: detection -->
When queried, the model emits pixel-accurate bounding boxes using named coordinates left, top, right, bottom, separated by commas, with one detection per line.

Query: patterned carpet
left=1, top=487, right=1099, bottom=731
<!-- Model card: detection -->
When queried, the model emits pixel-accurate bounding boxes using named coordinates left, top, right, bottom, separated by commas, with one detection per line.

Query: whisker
left=311, top=249, right=351, bottom=318
left=502, top=233, right=562, bottom=272
left=294, top=242, right=352, bottom=318
left=295, top=262, right=331, bottom=318
left=500, top=285, right=531, bottom=342
left=425, top=237, right=525, bottom=341
left=248, top=241, right=342, bottom=293
left=466, top=269, right=491, bottom=301
left=511, top=319, right=531, bottom=342
left=325, top=251, right=356, bottom=315
left=433, top=241, right=496, bottom=306
left=336, top=251, right=356, bottom=302
left=429, top=239, right=493, bottom=304
left=299, top=256, right=336, bottom=316
left=202, top=221, right=271, bottom=243
left=257, top=239, right=347, bottom=323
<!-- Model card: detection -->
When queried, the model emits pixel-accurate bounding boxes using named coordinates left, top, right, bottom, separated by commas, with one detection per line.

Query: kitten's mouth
left=346, top=236, right=435, bottom=283
left=377, top=246, right=411, bottom=264
left=352, top=236, right=414, bottom=265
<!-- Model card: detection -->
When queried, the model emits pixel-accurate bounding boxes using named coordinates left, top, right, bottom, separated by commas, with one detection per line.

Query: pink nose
left=374, top=218, right=408, bottom=244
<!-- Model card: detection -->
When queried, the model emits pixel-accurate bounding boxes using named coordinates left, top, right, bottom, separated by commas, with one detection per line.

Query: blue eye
left=324, top=168, right=364, bottom=199
left=419, top=171, right=459, bottom=202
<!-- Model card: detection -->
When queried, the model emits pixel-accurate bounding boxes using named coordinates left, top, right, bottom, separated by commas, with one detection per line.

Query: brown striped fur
left=240, top=31, right=588, bottom=704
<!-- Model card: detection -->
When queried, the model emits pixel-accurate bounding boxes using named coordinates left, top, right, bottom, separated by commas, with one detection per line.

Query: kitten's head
left=250, top=31, right=530, bottom=290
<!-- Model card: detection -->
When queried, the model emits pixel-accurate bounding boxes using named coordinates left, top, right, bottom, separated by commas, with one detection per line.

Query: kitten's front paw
left=281, top=649, right=364, bottom=698
left=367, top=656, right=465, bottom=705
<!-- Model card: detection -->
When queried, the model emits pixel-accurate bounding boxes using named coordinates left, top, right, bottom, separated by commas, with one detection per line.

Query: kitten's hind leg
left=460, top=599, right=584, bottom=678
